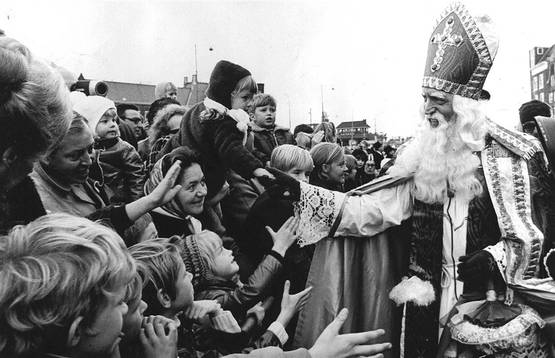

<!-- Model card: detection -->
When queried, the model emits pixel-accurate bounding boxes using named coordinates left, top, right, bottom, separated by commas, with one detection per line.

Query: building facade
left=529, top=45, right=555, bottom=111
left=336, top=119, right=375, bottom=145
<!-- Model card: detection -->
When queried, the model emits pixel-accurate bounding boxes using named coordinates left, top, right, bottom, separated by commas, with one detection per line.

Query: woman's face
left=323, top=155, right=347, bottom=185
left=44, top=125, right=94, bottom=185
left=175, top=163, right=207, bottom=216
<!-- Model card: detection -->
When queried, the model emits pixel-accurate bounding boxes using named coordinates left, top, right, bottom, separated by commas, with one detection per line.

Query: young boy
left=248, top=94, right=294, bottom=166
left=73, top=95, right=145, bottom=203
left=0, top=213, right=136, bottom=358
left=241, top=145, right=314, bottom=293
left=130, top=237, right=310, bottom=356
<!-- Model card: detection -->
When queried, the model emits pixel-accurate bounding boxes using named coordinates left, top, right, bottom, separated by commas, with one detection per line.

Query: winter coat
left=250, top=123, right=294, bottom=165
left=29, top=163, right=136, bottom=242
left=93, top=137, right=145, bottom=203
left=158, top=102, right=263, bottom=198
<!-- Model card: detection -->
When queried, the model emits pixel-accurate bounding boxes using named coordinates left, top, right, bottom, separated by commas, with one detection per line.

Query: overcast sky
left=2, top=0, right=554, bottom=136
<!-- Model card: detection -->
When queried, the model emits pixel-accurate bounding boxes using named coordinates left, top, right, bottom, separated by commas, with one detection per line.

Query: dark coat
left=250, top=123, right=294, bottom=165
left=241, top=186, right=314, bottom=294
left=94, top=137, right=145, bottom=203
left=158, top=102, right=263, bottom=198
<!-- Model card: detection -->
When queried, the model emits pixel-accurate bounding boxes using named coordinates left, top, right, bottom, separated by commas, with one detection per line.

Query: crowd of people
left=2, top=3, right=555, bottom=358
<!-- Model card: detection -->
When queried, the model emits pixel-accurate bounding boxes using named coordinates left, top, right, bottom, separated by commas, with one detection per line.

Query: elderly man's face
left=422, top=87, right=455, bottom=128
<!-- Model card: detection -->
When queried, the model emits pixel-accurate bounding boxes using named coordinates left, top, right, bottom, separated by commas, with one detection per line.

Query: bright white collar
left=203, top=97, right=250, bottom=144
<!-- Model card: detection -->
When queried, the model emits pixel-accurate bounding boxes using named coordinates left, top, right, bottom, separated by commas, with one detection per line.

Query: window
left=549, top=92, right=554, bottom=104
left=540, top=92, right=544, bottom=102
left=534, top=76, right=538, bottom=91
left=539, top=73, right=544, bottom=89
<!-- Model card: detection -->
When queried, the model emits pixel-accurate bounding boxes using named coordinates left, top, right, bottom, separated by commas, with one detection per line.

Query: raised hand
left=276, top=280, right=312, bottom=327
left=266, top=216, right=300, bottom=256
left=146, top=160, right=183, bottom=207
left=308, top=308, right=391, bottom=358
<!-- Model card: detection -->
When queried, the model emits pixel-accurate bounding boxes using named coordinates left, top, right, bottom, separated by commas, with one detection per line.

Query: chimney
left=184, top=76, right=189, bottom=86
left=192, top=74, right=198, bottom=84
left=257, top=83, right=264, bottom=93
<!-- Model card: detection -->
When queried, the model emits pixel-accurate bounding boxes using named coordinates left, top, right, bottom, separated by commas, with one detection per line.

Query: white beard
left=389, top=96, right=486, bottom=204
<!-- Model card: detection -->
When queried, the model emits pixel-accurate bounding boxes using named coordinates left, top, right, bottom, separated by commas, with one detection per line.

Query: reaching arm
left=295, top=179, right=413, bottom=246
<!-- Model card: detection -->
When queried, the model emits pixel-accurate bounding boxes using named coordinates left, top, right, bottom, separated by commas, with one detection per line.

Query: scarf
left=144, top=157, right=185, bottom=219
left=202, top=97, right=250, bottom=145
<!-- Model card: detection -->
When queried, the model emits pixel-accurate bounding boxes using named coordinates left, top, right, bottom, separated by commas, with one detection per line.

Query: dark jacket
left=241, top=186, right=313, bottom=294
left=93, top=137, right=145, bottom=203
left=158, top=102, right=263, bottom=198
left=195, top=252, right=284, bottom=320
left=250, top=123, right=294, bottom=165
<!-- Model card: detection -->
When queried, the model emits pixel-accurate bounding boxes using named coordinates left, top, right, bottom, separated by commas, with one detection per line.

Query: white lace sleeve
left=293, top=182, right=346, bottom=246
left=293, top=180, right=412, bottom=246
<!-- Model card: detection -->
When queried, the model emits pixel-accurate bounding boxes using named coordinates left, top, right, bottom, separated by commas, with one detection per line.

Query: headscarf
left=144, top=157, right=184, bottom=219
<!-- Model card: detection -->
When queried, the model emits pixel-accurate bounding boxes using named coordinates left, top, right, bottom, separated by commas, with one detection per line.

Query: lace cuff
left=293, top=181, right=346, bottom=246
left=484, top=241, right=507, bottom=282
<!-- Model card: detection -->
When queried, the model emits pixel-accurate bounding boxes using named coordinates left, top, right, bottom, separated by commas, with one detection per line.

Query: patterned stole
left=483, top=119, right=545, bottom=286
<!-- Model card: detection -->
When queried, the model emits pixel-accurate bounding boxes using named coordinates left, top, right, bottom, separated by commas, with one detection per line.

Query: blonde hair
left=129, top=238, right=183, bottom=315
left=231, top=75, right=258, bottom=97
left=270, top=144, right=314, bottom=172
left=0, top=213, right=135, bottom=357
left=0, top=37, right=72, bottom=159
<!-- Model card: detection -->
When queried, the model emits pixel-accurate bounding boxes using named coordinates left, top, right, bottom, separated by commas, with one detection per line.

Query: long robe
left=291, top=123, right=555, bottom=358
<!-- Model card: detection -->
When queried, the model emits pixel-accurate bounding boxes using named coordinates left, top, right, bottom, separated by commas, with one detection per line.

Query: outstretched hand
left=309, top=308, right=391, bottom=358
left=276, top=280, right=312, bottom=327
left=267, top=216, right=300, bottom=256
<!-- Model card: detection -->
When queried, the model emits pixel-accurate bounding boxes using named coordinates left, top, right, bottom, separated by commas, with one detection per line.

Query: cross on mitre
left=430, top=15, right=464, bottom=72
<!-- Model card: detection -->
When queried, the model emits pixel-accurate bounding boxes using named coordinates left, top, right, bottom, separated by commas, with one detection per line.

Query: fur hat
left=519, top=100, right=552, bottom=125
left=206, top=60, right=251, bottom=108
left=73, top=95, right=115, bottom=134
left=177, top=234, right=208, bottom=288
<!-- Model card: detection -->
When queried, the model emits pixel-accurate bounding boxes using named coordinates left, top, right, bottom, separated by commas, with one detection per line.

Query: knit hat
left=423, top=3, right=499, bottom=100
left=206, top=60, right=251, bottom=108
left=73, top=95, right=116, bottom=134
left=177, top=234, right=208, bottom=288
left=518, top=100, right=552, bottom=125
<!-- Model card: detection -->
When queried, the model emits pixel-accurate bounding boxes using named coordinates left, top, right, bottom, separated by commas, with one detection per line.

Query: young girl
left=157, top=60, right=273, bottom=201
left=309, top=142, right=348, bottom=191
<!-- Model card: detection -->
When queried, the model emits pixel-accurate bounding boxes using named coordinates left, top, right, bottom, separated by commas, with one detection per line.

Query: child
left=242, top=144, right=315, bottom=293
left=73, top=95, right=145, bottom=203
left=247, top=94, right=294, bottom=166
left=131, top=236, right=311, bottom=356
left=156, top=60, right=273, bottom=201
left=0, top=213, right=136, bottom=358
left=120, top=272, right=179, bottom=358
